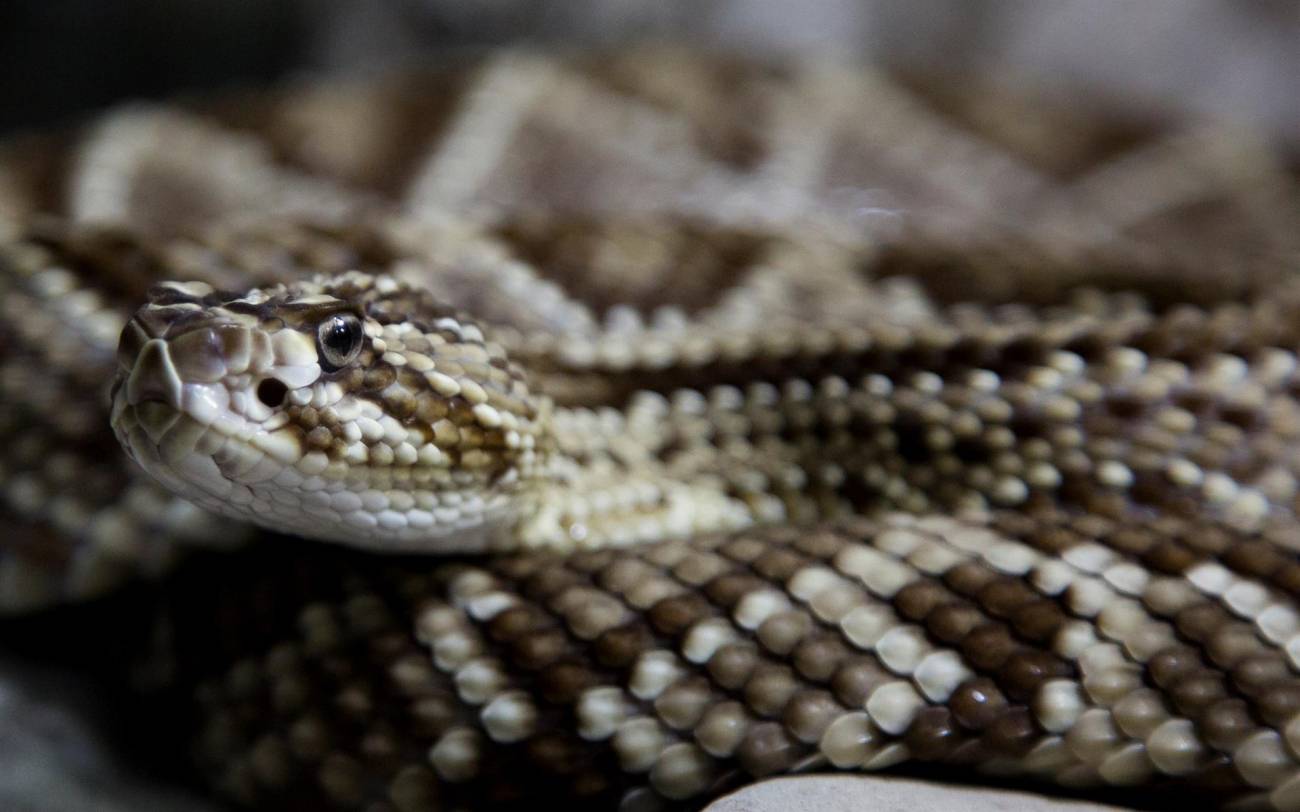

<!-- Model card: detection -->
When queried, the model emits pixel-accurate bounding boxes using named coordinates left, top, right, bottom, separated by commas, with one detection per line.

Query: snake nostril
left=256, top=378, right=289, bottom=408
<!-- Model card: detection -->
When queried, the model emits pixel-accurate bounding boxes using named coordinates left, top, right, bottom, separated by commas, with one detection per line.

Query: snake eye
left=316, top=314, right=364, bottom=372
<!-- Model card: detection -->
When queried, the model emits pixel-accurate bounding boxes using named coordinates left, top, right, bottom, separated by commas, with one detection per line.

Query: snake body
left=3, top=50, right=1300, bottom=809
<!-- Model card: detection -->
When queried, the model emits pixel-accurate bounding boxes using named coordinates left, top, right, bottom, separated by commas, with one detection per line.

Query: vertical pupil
left=329, top=319, right=352, bottom=350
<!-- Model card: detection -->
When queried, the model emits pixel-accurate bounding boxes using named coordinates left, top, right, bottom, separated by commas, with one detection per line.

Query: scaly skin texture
left=2, top=49, right=1300, bottom=810
left=128, top=261, right=1300, bottom=809
left=167, top=516, right=1300, bottom=810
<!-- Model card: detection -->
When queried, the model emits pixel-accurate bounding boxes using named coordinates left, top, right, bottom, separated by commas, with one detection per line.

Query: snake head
left=110, top=271, right=545, bottom=551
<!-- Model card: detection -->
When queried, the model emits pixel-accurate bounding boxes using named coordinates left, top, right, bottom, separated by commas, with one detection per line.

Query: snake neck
left=510, top=396, right=758, bottom=550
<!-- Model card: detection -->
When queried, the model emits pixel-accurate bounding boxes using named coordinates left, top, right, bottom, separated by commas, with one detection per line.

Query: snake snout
left=125, top=338, right=183, bottom=410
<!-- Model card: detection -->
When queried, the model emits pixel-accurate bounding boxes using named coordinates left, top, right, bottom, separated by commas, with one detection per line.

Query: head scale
left=110, top=271, right=544, bottom=551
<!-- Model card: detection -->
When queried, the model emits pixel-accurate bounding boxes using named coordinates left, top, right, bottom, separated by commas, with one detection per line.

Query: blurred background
left=1, top=0, right=1298, bottom=142
left=0, top=1, right=1295, bottom=810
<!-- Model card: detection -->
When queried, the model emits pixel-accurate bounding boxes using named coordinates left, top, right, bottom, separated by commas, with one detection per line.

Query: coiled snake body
left=3, top=51, right=1300, bottom=810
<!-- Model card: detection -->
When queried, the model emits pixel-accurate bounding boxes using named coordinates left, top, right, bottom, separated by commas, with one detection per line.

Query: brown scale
left=727, top=526, right=1070, bottom=766
left=592, top=612, right=667, bottom=659
left=978, top=706, right=1043, bottom=758
left=742, top=665, right=802, bottom=718
left=1198, top=754, right=1261, bottom=795
left=426, top=567, right=697, bottom=805
left=561, top=544, right=737, bottom=660
left=931, top=559, right=1075, bottom=700
left=788, top=528, right=851, bottom=560
left=999, top=513, right=1300, bottom=743
left=889, top=547, right=1076, bottom=701
left=1100, top=519, right=1251, bottom=595
left=904, top=706, right=965, bottom=761
left=480, top=575, right=582, bottom=672
left=1145, top=645, right=1261, bottom=751
left=590, top=552, right=870, bottom=792
left=645, top=540, right=823, bottom=685
left=1143, top=537, right=1203, bottom=576
left=823, top=656, right=887, bottom=710
left=1209, top=530, right=1300, bottom=602
left=647, top=593, right=715, bottom=637
left=663, top=548, right=733, bottom=590
left=947, top=678, right=1013, bottom=733
left=1090, top=358, right=1292, bottom=496
left=1153, top=613, right=1299, bottom=744
left=170, top=525, right=1259, bottom=810
left=654, top=676, right=713, bottom=731
left=1171, top=669, right=1232, bottom=720
left=515, top=560, right=587, bottom=604
left=926, top=602, right=989, bottom=646
left=517, top=300, right=1073, bottom=411
left=621, top=533, right=867, bottom=775
left=736, top=721, right=802, bottom=777
left=703, top=572, right=769, bottom=607
left=705, top=643, right=760, bottom=693
left=736, top=533, right=1034, bottom=768
left=987, top=511, right=1073, bottom=547
left=1272, top=559, right=1300, bottom=597
left=508, top=630, right=576, bottom=676
left=193, top=595, right=468, bottom=807
left=1200, top=698, right=1258, bottom=751
left=754, top=611, right=815, bottom=658
left=781, top=689, right=840, bottom=744
left=1002, top=506, right=1300, bottom=688
left=892, top=581, right=949, bottom=623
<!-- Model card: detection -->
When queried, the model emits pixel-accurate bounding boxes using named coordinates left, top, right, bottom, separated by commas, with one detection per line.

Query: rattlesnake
left=3, top=50, right=1300, bottom=810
